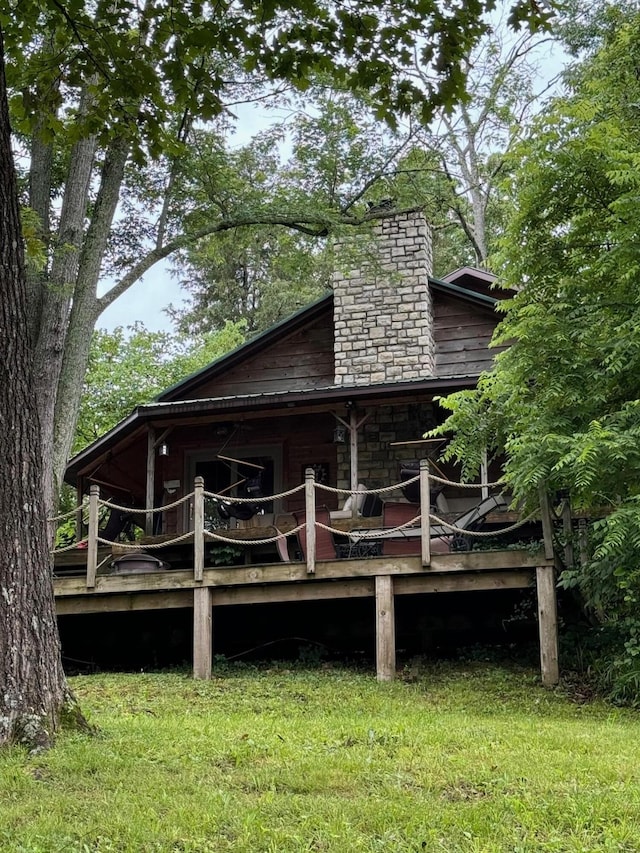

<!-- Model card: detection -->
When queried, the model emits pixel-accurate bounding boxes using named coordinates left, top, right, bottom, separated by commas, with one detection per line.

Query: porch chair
left=381, top=502, right=422, bottom=556
left=293, top=508, right=340, bottom=561
left=381, top=493, right=507, bottom=556
left=99, top=505, right=137, bottom=542
left=399, top=460, right=445, bottom=510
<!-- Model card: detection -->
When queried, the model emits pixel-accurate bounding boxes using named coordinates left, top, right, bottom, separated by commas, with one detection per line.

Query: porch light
left=333, top=425, right=347, bottom=444
left=158, top=442, right=169, bottom=457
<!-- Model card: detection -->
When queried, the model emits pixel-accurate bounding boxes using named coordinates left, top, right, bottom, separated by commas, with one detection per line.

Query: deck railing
left=51, top=462, right=540, bottom=589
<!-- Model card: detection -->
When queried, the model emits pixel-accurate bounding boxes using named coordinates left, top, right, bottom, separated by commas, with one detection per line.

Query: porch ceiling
left=65, top=374, right=477, bottom=485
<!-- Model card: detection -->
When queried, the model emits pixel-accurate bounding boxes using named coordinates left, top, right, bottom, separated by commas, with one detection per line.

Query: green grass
left=1, top=662, right=640, bottom=852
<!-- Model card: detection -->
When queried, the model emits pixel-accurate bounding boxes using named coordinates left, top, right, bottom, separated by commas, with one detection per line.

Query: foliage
left=434, top=9, right=640, bottom=699
left=75, top=321, right=245, bottom=453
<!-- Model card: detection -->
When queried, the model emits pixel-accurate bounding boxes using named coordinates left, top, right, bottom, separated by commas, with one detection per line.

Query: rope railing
left=203, top=484, right=305, bottom=504
left=96, top=531, right=195, bottom=550
left=316, top=476, right=420, bottom=497
left=203, top=523, right=306, bottom=547
left=428, top=511, right=537, bottom=538
left=429, top=473, right=505, bottom=489
left=50, top=462, right=546, bottom=586
left=98, top=492, right=195, bottom=515
left=318, top=517, right=422, bottom=540
left=48, top=506, right=82, bottom=524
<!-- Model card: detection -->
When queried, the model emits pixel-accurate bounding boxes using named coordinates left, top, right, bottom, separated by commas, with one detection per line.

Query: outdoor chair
left=382, top=494, right=507, bottom=556
left=293, top=507, right=340, bottom=561
left=399, top=460, right=445, bottom=509
left=381, top=502, right=423, bottom=556
left=99, top=505, right=137, bottom=542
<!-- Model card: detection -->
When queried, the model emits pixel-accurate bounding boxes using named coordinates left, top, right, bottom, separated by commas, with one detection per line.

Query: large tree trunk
left=0, top=27, right=83, bottom=750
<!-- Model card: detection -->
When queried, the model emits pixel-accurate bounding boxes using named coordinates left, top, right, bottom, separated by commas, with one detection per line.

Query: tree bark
left=32, top=86, right=97, bottom=511
left=0, top=26, right=84, bottom=750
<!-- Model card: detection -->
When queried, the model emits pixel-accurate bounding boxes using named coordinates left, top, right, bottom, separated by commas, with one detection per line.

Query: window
left=187, top=445, right=282, bottom=529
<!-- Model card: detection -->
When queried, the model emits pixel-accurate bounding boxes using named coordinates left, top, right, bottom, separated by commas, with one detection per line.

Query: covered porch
left=53, top=463, right=559, bottom=686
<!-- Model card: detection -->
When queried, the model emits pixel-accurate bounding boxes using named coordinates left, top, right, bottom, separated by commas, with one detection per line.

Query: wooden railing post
left=86, top=484, right=100, bottom=589
left=560, top=491, right=574, bottom=569
left=538, top=483, right=555, bottom=561
left=419, top=458, right=431, bottom=567
left=305, top=467, right=316, bottom=574
left=193, top=476, right=205, bottom=582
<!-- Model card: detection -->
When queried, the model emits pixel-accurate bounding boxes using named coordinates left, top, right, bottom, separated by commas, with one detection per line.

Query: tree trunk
left=0, top=27, right=84, bottom=750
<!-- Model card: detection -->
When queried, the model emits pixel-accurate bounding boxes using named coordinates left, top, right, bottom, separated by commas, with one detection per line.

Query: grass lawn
left=1, top=662, right=639, bottom=852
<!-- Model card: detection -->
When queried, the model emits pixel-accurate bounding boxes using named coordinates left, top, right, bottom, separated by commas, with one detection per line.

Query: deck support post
left=193, top=586, right=212, bottom=679
left=375, top=575, right=396, bottom=681
left=86, top=484, right=100, bottom=589
left=304, top=467, right=316, bottom=574
left=536, top=564, right=559, bottom=687
left=419, top=459, right=431, bottom=567
left=193, top=476, right=205, bottom=582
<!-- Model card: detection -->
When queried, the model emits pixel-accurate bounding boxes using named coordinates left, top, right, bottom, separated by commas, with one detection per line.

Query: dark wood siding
left=434, top=293, right=502, bottom=377
left=181, top=313, right=335, bottom=400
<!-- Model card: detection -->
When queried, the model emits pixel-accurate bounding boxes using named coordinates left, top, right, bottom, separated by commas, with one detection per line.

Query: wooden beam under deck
left=54, top=549, right=550, bottom=601
left=55, top=570, right=535, bottom=615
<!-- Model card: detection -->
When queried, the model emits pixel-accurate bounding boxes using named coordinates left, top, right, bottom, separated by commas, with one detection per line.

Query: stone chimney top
left=333, top=210, right=434, bottom=386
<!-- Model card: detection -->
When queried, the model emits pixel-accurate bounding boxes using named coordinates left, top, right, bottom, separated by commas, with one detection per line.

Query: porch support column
left=193, top=586, right=212, bottom=679
left=349, top=406, right=359, bottom=497
left=145, top=426, right=156, bottom=536
left=536, top=565, right=559, bottom=687
left=304, top=467, right=316, bottom=574
left=375, top=575, right=396, bottom=681
left=75, top=475, right=84, bottom=543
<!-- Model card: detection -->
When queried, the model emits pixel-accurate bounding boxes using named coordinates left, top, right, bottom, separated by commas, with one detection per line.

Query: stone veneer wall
left=336, top=402, right=437, bottom=492
left=333, top=211, right=434, bottom=386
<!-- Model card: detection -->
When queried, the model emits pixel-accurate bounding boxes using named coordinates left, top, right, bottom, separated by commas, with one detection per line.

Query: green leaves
left=4, top=0, right=555, bottom=156
left=435, top=8, right=640, bottom=693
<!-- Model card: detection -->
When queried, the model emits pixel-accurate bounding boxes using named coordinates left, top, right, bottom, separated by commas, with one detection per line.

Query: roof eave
left=65, top=374, right=479, bottom=484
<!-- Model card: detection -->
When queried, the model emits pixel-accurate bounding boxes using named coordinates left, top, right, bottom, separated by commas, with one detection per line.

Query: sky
left=97, top=264, right=181, bottom=333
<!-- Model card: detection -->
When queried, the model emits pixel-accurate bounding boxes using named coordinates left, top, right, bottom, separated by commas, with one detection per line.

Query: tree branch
left=97, top=206, right=422, bottom=312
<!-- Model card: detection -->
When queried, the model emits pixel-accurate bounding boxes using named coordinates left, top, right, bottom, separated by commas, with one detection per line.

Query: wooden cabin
left=55, top=212, right=559, bottom=684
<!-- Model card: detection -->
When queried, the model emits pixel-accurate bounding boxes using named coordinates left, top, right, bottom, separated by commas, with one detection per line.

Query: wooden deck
left=53, top=548, right=558, bottom=686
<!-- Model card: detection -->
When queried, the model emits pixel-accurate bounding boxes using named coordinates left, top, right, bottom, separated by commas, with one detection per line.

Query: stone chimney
left=333, top=210, right=434, bottom=386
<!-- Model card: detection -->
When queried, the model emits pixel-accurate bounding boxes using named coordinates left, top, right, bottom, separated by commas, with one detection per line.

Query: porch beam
left=54, top=549, right=551, bottom=598
left=55, top=570, right=534, bottom=615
